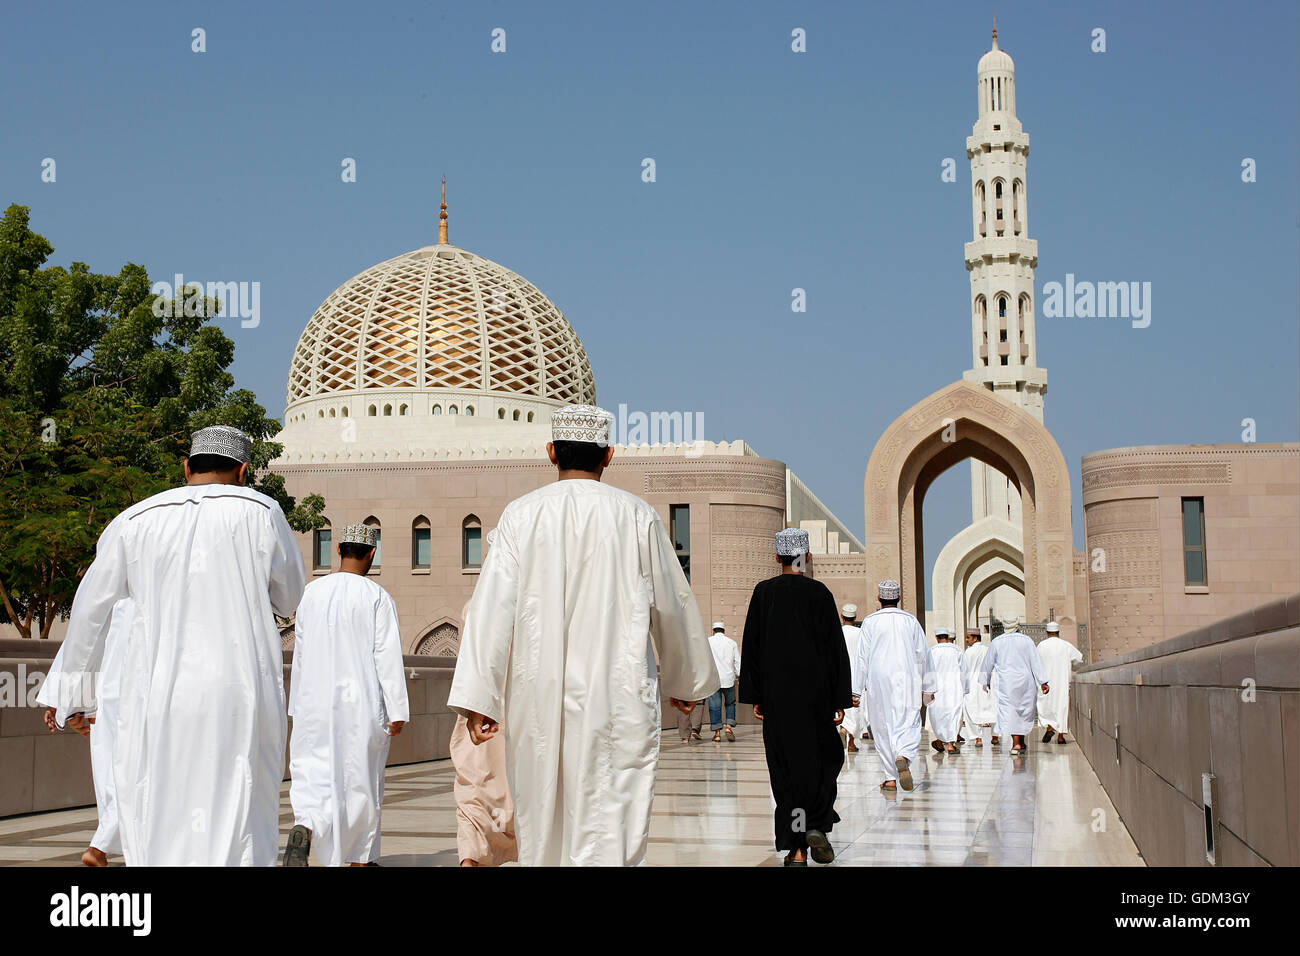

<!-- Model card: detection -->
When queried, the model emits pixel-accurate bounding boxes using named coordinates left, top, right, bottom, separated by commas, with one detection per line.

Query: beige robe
left=450, top=715, right=517, bottom=866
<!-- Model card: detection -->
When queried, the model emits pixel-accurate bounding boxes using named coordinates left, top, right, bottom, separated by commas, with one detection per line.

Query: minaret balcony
left=965, top=236, right=1038, bottom=267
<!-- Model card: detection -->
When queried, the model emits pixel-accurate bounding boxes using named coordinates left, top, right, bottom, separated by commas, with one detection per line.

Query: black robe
left=738, top=572, right=853, bottom=852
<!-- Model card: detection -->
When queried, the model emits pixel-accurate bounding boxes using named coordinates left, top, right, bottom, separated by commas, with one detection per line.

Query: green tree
left=0, top=204, right=324, bottom=639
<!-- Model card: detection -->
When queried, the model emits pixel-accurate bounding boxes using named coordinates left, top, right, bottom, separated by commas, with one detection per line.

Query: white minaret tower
left=963, top=25, right=1047, bottom=526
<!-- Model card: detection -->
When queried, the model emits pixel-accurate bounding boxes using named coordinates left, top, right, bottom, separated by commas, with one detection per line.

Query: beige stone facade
left=1081, top=444, right=1300, bottom=660
left=276, top=453, right=790, bottom=654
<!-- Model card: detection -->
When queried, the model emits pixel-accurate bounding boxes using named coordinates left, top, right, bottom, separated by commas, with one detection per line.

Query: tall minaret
left=963, top=25, right=1047, bottom=526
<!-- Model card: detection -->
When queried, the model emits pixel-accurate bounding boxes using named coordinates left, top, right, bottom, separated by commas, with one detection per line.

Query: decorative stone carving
left=414, top=622, right=460, bottom=657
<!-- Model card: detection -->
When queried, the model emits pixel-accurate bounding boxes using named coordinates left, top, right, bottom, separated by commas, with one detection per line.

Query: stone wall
left=1081, top=444, right=1300, bottom=660
left=1069, top=594, right=1299, bottom=866
left=0, top=640, right=456, bottom=819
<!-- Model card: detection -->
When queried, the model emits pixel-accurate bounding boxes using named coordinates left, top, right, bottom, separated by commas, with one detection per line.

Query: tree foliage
left=0, top=204, right=324, bottom=638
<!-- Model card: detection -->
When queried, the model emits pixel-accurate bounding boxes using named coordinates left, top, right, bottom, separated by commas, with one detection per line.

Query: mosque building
left=271, top=185, right=858, bottom=655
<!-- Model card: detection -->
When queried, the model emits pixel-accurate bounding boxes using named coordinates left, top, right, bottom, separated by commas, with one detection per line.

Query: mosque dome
left=276, top=187, right=598, bottom=462
left=284, top=187, right=595, bottom=418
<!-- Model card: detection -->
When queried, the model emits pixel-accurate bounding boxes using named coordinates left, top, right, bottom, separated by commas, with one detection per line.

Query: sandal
left=895, top=756, right=914, bottom=791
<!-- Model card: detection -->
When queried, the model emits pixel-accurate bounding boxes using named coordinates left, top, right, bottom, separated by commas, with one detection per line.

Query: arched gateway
left=864, top=380, right=1077, bottom=643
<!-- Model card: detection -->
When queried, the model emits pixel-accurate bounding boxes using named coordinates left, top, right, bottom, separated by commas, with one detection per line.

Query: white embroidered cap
left=551, top=404, right=615, bottom=445
left=340, top=523, right=379, bottom=547
left=775, top=528, right=810, bottom=556
left=877, top=579, right=901, bottom=601
left=189, top=425, right=253, bottom=464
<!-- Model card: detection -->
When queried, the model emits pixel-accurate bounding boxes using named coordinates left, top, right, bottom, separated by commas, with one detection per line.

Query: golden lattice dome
left=285, top=217, right=595, bottom=411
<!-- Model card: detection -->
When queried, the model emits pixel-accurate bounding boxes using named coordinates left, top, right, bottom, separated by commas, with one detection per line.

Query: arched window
left=383, top=404, right=393, bottom=416
left=498, top=408, right=506, bottom=419
left=411, top=515, right=431, bottom=569
left=993, top=179, right=1005, bottom=234
left=399, top=403, right=409, bottom=416
left=368, top=404, right=377, bottom=416
left=318, top=409, right=325, bottom=418
left=462, top=515, right=483, bottom=569
left=998, top=296, right=1008, bottom=318
left=527, top=412, right=534, bottom=423
left=975, top=181, right=986, bottom=237
left=465, top=406, right=474, bottom=417
left=995, top=182, right=1002, bottom=199
left=512, top=409, right=520, bottom=421
left=433, top=405, right=442, bottom=416
left=341, top=407, right=349, bottom=418
left=449, top=405, right=458, bottom=416
left=363, top=516, right=382, bottom=568
left=313, top=519, right=332, bottom=570
left=1012, top=179, right=1023, bottom=235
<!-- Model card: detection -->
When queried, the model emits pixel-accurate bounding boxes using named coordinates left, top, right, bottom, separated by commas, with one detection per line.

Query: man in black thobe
left=739, top=528, right=853, bottom=866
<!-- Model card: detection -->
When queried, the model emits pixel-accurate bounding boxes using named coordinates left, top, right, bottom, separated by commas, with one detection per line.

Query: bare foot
left=460, top=858, right=482, bottom=867
left=81, top=847, right=108, bottom=867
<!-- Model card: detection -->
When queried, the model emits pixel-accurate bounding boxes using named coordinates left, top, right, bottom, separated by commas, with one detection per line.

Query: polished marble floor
left=0, top=727, right=1142, bottom=866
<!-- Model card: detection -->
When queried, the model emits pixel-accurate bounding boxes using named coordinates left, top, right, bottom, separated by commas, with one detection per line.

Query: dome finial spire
left=992, top=10, right=998, bottom=48
left=438, top=177, right=449, bottom=244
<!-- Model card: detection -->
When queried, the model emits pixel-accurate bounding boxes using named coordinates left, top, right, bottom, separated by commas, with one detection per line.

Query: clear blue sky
left=3, top=0, right=1297, bottom=567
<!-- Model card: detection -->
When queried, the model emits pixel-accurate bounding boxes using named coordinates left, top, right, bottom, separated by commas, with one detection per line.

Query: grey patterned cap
left=775, top=527, right=810, bottom=556
left=551, top=404, right=615, bottom=445
left=877, top=579, right=901, bottom=600
left=340, top=523, right=378, bottom=547
left=189, top=425, right=253, bottom=465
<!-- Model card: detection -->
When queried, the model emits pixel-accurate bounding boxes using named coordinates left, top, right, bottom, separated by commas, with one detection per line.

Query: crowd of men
left=38, top=405, right=1084, bottom=868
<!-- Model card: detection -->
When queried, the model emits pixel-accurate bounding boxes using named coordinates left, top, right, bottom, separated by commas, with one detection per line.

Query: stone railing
left=0, top=641, right=456, bottom=819
left=1069, top=594, right=1299, bottom=866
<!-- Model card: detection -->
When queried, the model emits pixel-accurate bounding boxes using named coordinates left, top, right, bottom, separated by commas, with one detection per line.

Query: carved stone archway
left=969, top=568, right=1026, bottom=630
left=864, top=380, right=1076, bottom=644
left=930, top=515, right=1024, bottom=637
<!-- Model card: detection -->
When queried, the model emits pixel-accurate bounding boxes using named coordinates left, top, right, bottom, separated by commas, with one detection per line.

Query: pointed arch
left=863, top=379, right=1075, bottom=642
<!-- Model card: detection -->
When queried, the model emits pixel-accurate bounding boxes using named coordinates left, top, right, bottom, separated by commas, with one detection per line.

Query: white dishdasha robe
left=448, top=479, right=719, bottom=866
left=288, top=572, right=409, bottom=866
left=37, top=484, right=305, bottom=866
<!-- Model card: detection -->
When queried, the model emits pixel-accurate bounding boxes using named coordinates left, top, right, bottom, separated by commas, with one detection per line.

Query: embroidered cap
left=340, top=523, right=379, bottom=548
left=551, top=404, right=615, bottom=445
left=189, top=425, right=253, bottom=465
left=775, top=528, right=810, bottom=556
